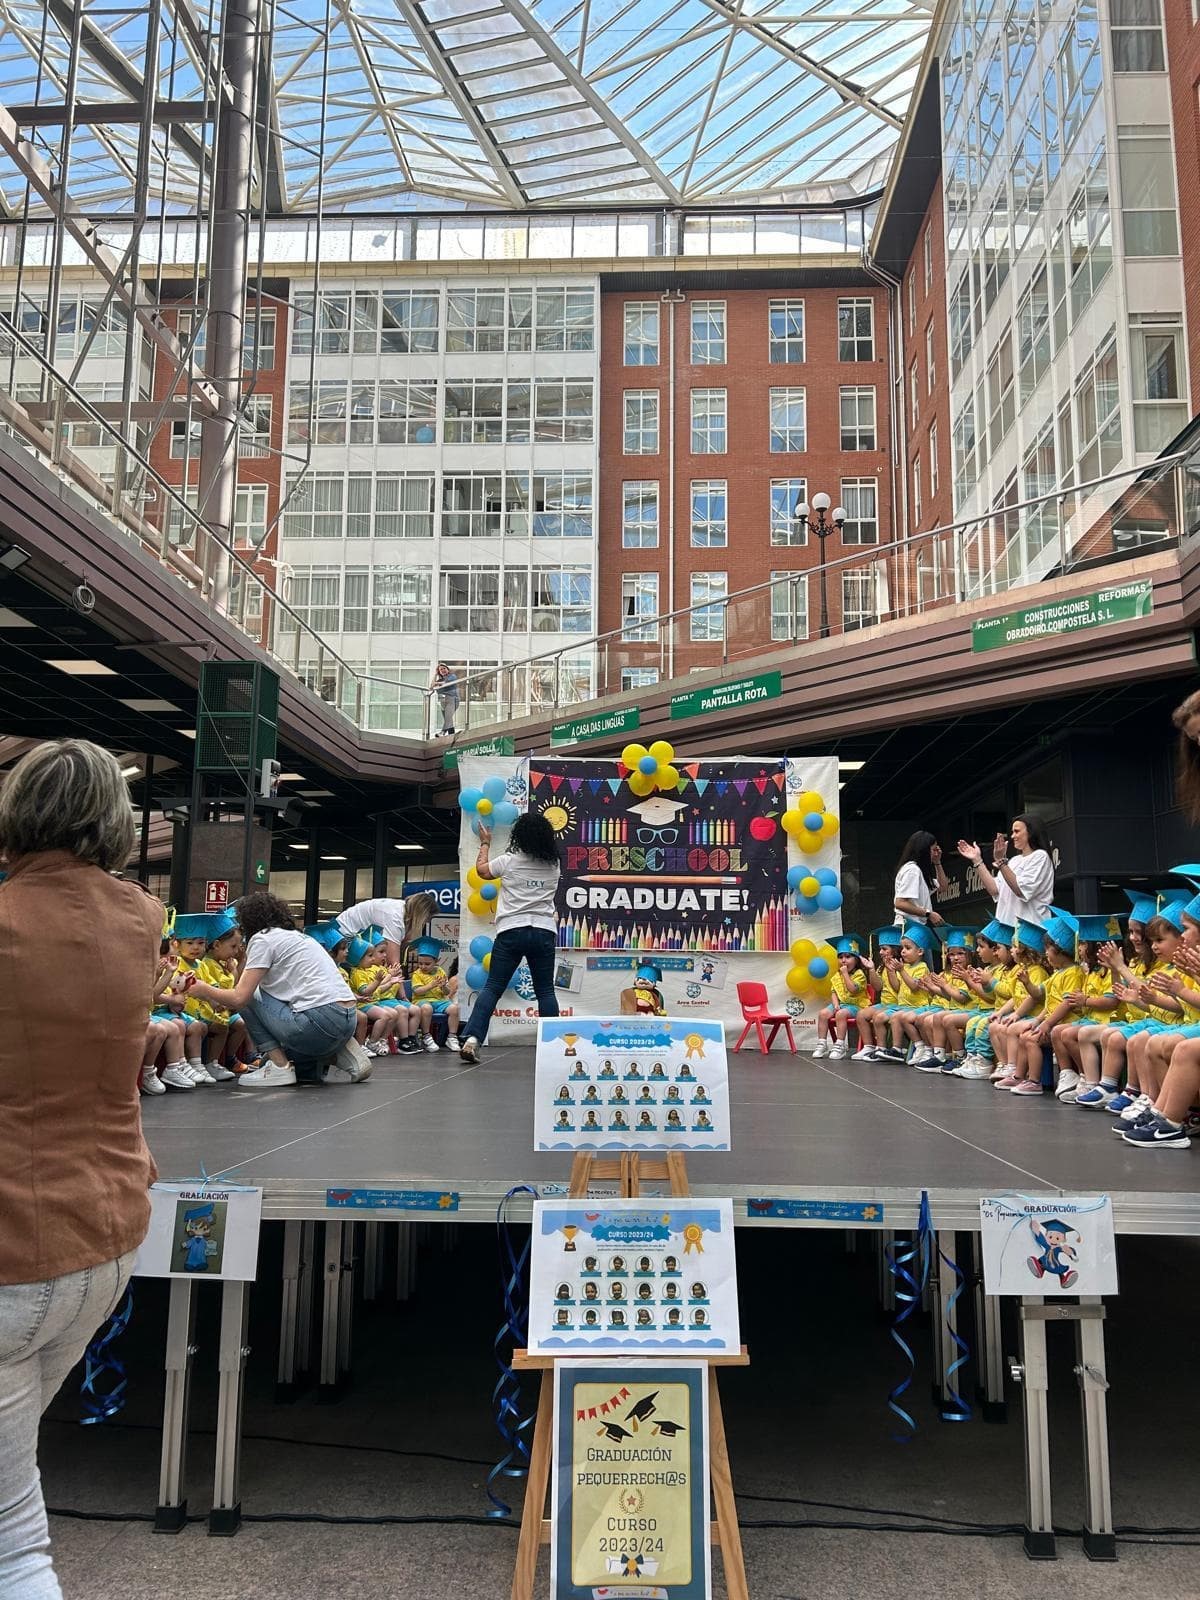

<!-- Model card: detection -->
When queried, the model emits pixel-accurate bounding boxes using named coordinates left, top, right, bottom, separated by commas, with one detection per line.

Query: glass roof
left=0, top=0, right=932, bottom=216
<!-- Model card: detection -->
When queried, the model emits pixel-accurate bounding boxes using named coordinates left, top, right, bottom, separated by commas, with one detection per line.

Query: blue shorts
left=375, top=998, right=409, bottom=1010
left=424, top=998, right=452, bottom=1015
left=150, top=1010, right=179, bottom=1025
left=828, top=1004, right=858, bottom=1018
left=1107, top=1021, right=1154, bottom=1039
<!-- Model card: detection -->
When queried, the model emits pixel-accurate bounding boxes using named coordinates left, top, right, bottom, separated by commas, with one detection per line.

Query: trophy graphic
left=562, top=1032, right=580, bottom=1058
left=562, top=1224, right=579, bottom=1252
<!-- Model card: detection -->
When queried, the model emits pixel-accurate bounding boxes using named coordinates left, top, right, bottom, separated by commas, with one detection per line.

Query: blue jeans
left=463, top=925, right=559, bottom=1045
left=239, top=992, right=356, bottom=1081
left=0, top=1252, right=137, bottom=1598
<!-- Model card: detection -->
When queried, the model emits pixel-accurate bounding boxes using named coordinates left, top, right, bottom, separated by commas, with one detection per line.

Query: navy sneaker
left=1122, top=1114, right=1191, bottom=1150
left=940, top=1057, right=962, bottom=1074
left=1106, top=1091, right=1136, bottom=1115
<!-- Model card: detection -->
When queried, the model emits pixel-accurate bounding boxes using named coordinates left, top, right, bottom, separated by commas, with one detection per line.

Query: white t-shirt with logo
left=488, top=851, right=561, bottom=935
left=245, top=929, right=355, bottom=1011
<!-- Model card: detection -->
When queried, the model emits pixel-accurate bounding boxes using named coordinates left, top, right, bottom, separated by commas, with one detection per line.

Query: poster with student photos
left=979, top=1195, right=1118, bottom=1297
left=534, top=1017, right=730, bottom=1151
left=529, top=1198, right=740, bottom=1355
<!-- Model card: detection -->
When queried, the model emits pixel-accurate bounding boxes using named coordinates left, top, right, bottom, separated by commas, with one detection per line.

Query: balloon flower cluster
left=787, top=864, right=842, bottom=915
left=464, top=863, right=499, bottom=918
left=459, top=777, right=520, bottom=917
left=619, top=740, right=678, bottom=798
left=463, top=933, right=514, bottom=993
left=787, top=938, right=838, bottom=1000
left=781, top=790, right=839, bottom=854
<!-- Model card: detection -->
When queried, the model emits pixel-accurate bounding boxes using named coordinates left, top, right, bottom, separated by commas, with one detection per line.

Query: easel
left=510, top=1149, right=750, bottom=1600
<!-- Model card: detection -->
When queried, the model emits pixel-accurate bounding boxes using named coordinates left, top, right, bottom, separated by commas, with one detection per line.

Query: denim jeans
left=239, top=992, right=356, bottom=1080
left=463, top=924, right=559, bottom=1045
left=0, top=1252, right=137, bottom=1599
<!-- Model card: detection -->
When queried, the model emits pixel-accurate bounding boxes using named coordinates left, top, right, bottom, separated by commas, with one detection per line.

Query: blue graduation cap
left=206, top=910, right=239, bottom=943
left=1157, top=888, right=1191, bottom=909
left=901, top=920, right=937, bottom=954
left=831, top=934, right=863, bottom=955
left=1183, top=894, right=1200, bottom=926
left=1042, top=907, right=1079, bottom=955
left=306, top=922, right=346, bottom=952
left=980, top=918, right=1014, bottom=946
left=411, top=936, right=443, bottom=958
left=183, top=1202, right=215, bottom=1224
left=636, top=963, right=663, bottom=983
left=1075, top=913, right=1124, bottom=943
left=173, top=913, right=211, bottom=940
left=347, top=935, right=373, bottom=967
left=1123, top=891, right=1158, bottom=926
left=871, top=925, right=903, bottom=950
left=1016, top=920, right=1046, bottom=952
left=941, top=926, right=977, bottom=951
left=1170, top=863, right=1200, bottom=889
left=1156, top=900, right=1188, bottom=933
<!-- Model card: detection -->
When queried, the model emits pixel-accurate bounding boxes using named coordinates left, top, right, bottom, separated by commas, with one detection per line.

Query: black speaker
left=196, top=660, right=278, bottom=777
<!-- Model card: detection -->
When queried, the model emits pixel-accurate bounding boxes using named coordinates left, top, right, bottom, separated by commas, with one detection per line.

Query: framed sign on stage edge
left=551, top=1360, right=710, bottom=1600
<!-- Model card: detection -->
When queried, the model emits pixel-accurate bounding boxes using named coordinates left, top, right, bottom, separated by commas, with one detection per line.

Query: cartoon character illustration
left=180, top=1203, right=219, bottom=1273
left=700, top=960, right=715, bottom=984
left=1027, top=1217, right=1080, bottom=1288
left=620, top=963, right=665, bottom=1016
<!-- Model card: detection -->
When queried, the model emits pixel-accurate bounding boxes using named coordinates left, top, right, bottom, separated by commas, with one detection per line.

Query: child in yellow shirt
left=1001, top=911, right=1083, bottom=1096
left=409, top=937, right=461, bottom=1052
left=852, top=927, right=903, bottom=1060
left=987, top=922, right=1049, bottom=1080
left=811, top=936, right=869, bottom=1060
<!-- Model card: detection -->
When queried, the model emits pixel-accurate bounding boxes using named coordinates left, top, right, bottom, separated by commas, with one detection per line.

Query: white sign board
left=979, top=1194, right=1118, bottom=1297
left=529, top=1198, right=741, bottom=1355
left=135, top=1183, right=263, bottom=1281
left=535, top=1017, right=731, bottom=1151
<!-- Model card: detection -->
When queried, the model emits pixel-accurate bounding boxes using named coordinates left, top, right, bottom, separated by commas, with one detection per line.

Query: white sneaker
left=186, top=1059, right=216, bottom=1085
left=851, top=1045, right=876, bottom=1061
left=1119, top=1092, right=1154, bottom=1123
left=332, top=1038, right=374, bottom=1083
left=1054, top=1068, right=1080, bottom=1101
left=422, top=1033, right=440, bottom=1052
left=911, top=1046, right=933, bottom=1066
left=139, top=1066, right=166, bottom=1095
left=811, top=1039, right=830, bottom=1059
left=161, top=1063, right=196, bottom=1090
left=829, top=1042, right=848, bottom=1059
left=237, top=1061, right=298, bottom=1088
left=444, top=1034, right=461, bottom=1053
left=207, top=1062, right=236, bottom=1082
left=958, top=1063, right=995, bottom=1080
left=990, top=1064, right=1011, bottom=1080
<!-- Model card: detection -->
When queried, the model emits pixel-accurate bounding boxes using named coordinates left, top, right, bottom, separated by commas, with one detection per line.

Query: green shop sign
left=550, top=706, right=640, bottom=747
left=670, top=669, right=783, bottom=721
left=442, top=734, right=515, bottom=772
left=972, top=580, right=1153, bottom=654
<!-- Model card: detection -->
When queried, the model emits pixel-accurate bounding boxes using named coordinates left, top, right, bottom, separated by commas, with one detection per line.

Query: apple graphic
left=748, top=815, right=776, bottom=841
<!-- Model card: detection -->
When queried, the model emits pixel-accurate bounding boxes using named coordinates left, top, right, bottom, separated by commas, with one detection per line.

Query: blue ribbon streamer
left=80, top=1286, right=133, bottom=1425
left=885, top=1230, right=923, bottom=1442
left=487, top=1183, right=539, bottom=1518
left=919, top=1191, right=971, bottom=1424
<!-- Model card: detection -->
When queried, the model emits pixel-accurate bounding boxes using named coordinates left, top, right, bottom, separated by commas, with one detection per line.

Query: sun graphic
left=540, top=799, right=577, bottom=833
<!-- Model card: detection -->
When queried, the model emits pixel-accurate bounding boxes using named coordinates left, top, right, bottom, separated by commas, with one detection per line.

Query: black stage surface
left=140, top=1048, right=1200, bottom=1234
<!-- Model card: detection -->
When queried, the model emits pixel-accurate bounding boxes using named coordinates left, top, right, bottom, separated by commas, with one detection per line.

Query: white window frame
left=689, top=572, right=727, bottom=641
left=624, top=301, right=660, bottom=366
left=622, top=572, right=659, bottom=642
left=913, top=456, right=922, bottom=527
left=769, top=387, right=806, bottom=452
left=690, top=388, right=727, bottom=453
left=929, top=419, right=939, bottom=499
left=623, top=390, right=659, bottom=454
left=838, top=296, right=875, bottom=361
left=690, top=480, right=727, bottom=547
left=770, top=570, right=808, bottom=641
left=768, top=299, right=805, bottom=363
left=923, top=227, right=933, bottom=293
left=839, top=385, right=876, bottom=451
left=840, top=477, right=879, bottom=545
left=622, top=481, right=660, bottom=548
left=690, top=301, right=726, bottom=364
left=926, top=323, right=936, bottom=393
left=769, top=478, right=808, bottom=544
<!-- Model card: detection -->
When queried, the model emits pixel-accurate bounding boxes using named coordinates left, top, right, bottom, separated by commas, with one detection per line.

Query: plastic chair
left=734, top=982, right=796, bottom=1054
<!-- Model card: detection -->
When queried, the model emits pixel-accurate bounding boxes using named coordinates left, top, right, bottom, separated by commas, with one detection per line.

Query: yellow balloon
left=622, top=743, right=648, bottom=770
left=810, top=978, right=832, bottom=1002
left=467, top=891, right=489, bottom=916
left=655, top=764, right=679, bottom=791
left=789, top=938, right=816, bottom=964
left=786, top=966, right=809, bottom=995
left=798, top=828, right=824, bottom=854
left=781, top=809, right=803, bottom=837
left=482, top=952, right=491, bottom=971
left=648, top=740, right=674, bottom=765
left=797, top=790, right=825, bottom=815
left=820, top=811, right=840, bottom=838
left=476, top=796, right=493, bottom=816
left=799, top=875, right=820, bottom=899
left=466, top=866, right=483, bottom=890
left=628, top=771, right=655, bottom=796
left=815, top=942, right=838, bottom=967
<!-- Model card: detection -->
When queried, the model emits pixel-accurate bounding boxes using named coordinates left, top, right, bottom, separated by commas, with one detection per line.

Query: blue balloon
left=468, top=935, right=492, bottom=961
left=803, top=811, right=823, bottom=833
left=465, top=962, right=488, bottom=990
left=814, top=867, right=839, bottom=887
left=469, top=816, right=483, bottom=837
left=482, top=776, right=508, bottom=803
left=808, top=956, right=830, bottom=980
left=817, top=886, right=843, bottom=912
left=480, top=881, right=499, bottom=901
left=493, top=800, right=519, bottom=826
left=638, top=754, right=658, bottom=775
left=796, top=894, right=820, bottom=916
left=786, top=864, right=805, bottom=890
left=459, top=786, right=483, bottom=812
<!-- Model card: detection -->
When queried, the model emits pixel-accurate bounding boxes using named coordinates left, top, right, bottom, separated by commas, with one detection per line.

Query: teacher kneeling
left=0, top=739, right=161, bottom=1600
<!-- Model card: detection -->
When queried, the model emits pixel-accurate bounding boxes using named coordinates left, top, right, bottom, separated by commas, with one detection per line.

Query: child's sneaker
left=444, top=1034, right=462, bottom=1053
left=400, top=1037, right=420, bottom=1053
left=939, top=1056, right=961, bottom=1074
left=237, top=1061, right=298, bottom=1088
left=851, top=1044, right=876, bottom=1061
left=914, top=1056, right=944, bottom=1073
left=993, top=1072, right=1021, bottom=1089
left=186, top=1059, right=215, bottom=1085
left=1122, top=1114, right=1191, bottom=1149
left=1074, top=1085, right=1114, bottom=1109
left=811, top=1039, right=830, bottom=1059
left=207, top=1061, right=236, bottom=1082
left=422, top=1032, right=440, bottom=1053
left=829, top=1041, right=848, bottom=1060
left=1054, top=1069, right=1080, bottom=1101
left=1106, top=1090, right=1137, bottom=1115
left=139, top=1066, right=166, bottom=1095
left=910, top=1045, right=934, bottom=1066
left=161, top=1063, right=195, bottom=1090
left=879, top=1046, right=908, bottom=1063
left=991, top=1063, right=1013, bottom=1080
left=1010, top=1079, right=1043, bottom=1096
left=958, top=1062, right=995, bottom=1080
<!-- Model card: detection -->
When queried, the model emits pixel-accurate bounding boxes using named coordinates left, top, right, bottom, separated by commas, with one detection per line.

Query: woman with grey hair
left=0, top=739, right=160, bottom=1599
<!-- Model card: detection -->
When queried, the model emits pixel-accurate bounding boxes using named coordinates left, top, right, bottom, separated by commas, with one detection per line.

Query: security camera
left=72, top=582, right=96, bottom=615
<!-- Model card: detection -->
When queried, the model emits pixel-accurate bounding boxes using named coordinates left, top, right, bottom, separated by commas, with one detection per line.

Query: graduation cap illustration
left=635, top=963, right=663, bottom=984
left=625, top=795, right=690, bottom=827
left=979, top=918, right=1015, bottom=946
left=596, top=1422, right=633, bottom=1442
left=651, top=1419, right=686, bottom=1438
left=624, top=1392, right=659, bottom=1431
left=183, top=1202, right=215, bottom=1225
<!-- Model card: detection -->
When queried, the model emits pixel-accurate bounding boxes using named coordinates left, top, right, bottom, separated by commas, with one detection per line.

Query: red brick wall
left=1166, top=4, right=1200, bottom=411
left=899, top=174, right=952, bottom=540
left=598, top=284, right=893, bottom=683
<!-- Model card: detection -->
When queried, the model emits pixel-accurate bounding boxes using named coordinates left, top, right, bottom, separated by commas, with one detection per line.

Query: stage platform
left=140, top=1047, right=1200, bottom=1236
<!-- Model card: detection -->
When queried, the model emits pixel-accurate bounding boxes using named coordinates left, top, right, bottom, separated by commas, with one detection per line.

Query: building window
left=768, top=299, right=805, bottom=363
left=840, top=478, right=878, bottom=544
left=371, top=569, right=433, bottom=633
left=446, top=288, right=507, bottom=352
left=690, top=481, right=727, bottom=547
left=283, top=566, right=342, bottom=633
left=1017, top=266, right=1052, bottom=401
left=842, top=569, right=874, bottom=631
left=690, top=301, right=726, bottom=364
left=623, top=391, right=659, bottom=454
left=929, top=420, right=939, bottom=499
left=443, top=380, right=504, bottom=445
left=509, top=379, right=595, bottom=443
left=378, top=379, right=437, bottom=443
left=237, top=397, right=272, bottom=457
left=1130, top=317, right=1188, bottom=451
left=233, top=484, right=269, bottom=549
left=986, top=331, right=1015, bottom=453
left=925, top=324, right=936, bottom=393
left=691, top=389, right=727, bottom=453
left=242, top=309, right=277, bottom=369
left=376, top=475, right=435, bottom=538
left=530, top=473, right=593, bottom=538
left=442, top=475, right=515, bottom=538
left=953, top=398, right=977, bottom=505
left=363, top=665, right=431, bottom=733
left=170, top=416, right=202, bottom=459
left=290, top=291, right=351, bottom=354
left=622, top=572, right=659, bottom=642
left=839, top=386, right=876, bottom=451
left=622, top=482, right=660, bottom=548
left=531, top=567, right=593, bottom=633
left=690, top=572, right=727, bottom=641
left=770, top=571, right=808, bottom=641
left=909, top=361, right=919, bottom=427
left=1118, top=126, right=1180, bottom=256
left=923, top=227, right=933, bottom=293
left=378, top=290, right=439, bottom=353
left=769, top=479, right=808, bottom=544
left=906, top=272, right=915, bottom=335
left=534, top=287, right=595, bottom=351
left=621, top=667, right=659, bottom=690
left=439, top=568, right=525, bottom=632
left=912, top=457, right=922, bottom=527
left=838, top=297, right=874, bottom=360
left=1111, top=0, right=1165, bottom=71
left=624, top=302, right=659, bottom=365
left=769, top=387, right=806, bottom=452
left=1074, top=332, right=1122, bottom=482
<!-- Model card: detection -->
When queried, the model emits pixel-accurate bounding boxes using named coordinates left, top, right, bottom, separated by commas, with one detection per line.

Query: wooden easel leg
left=708, top=1367, right=749, bottom=1600
left=512, top=1369, right=554, bottom=1600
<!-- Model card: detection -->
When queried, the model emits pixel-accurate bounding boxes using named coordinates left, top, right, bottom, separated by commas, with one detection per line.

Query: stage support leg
left=209, top=1281, right=249, bottom=1536
left=276, top=1222, right=302, bottom=1401
left=319, top=1221, right=346, bottom=1399
left=876, top=1231, right=895, bottom=1313
left=1016, top=1298, right=1055, bottom=1559
left=972, top=1234, right=1006, bottom=1422
left=843, top=1228, right=858, bottom=1254
left=336, top=1222, right=357, bottom=1378
left=296, top=1222, right=315, bottom=1382
left=1075, top=1298, right=1115, bottom=1561
left=363, top=1221, right=380, bottom=1301
left=395, top=1221, right=414, bottom=1301
left=155, top=1278, right=196, bottom=1532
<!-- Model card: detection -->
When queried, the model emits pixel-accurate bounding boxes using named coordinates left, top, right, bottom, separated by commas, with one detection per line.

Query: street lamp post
left=792, top=491, right=846, bottom=640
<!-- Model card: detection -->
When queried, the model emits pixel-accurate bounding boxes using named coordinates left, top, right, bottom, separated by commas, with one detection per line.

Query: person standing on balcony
left=893, top=830, right=949, bottom=926
left=957, top=815, right=1054, bottom=929
left=432, top=662, right=459, bottom=737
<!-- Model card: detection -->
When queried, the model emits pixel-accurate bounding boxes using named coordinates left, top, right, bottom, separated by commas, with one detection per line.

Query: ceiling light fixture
left=0, top=607, right=34, bottom=628
left=277, top=772, right=305, bottom=782
left=176, top=728, right=197, bottom=739
left=119, top=698, right=181, bottom=713
left=121, top=764, right=142, bottom=778
left=46, top=658, right=117, bottom=676
left=0, top=544, right=31, bottom=571
left=838, top=759, right=865, bottom=772
left=321, top=854, right=347, bottom=862
left=393, top=843, right=424, bottom=851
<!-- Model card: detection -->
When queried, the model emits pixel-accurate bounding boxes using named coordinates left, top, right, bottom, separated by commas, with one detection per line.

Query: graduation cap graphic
left=624, top=795, right=689, bottom=827
left=596, top=1422, right=633, bottom=1442
left=624, top=1391, right=659, bottom=1431
left=651, top=1419, right=686, bottom=1438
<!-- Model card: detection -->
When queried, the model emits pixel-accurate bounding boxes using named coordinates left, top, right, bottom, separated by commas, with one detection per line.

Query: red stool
left=734, top=982, right=796, bottom=1054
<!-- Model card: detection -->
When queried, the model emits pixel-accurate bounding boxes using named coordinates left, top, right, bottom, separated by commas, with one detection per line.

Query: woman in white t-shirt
left=956, top=814, right=1055, bottom=929
left=459, top=811, right=561, bottom=1063
left=892, top=830, right=949, bottom=926
left=186, top=894, right=363, bottom=1088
